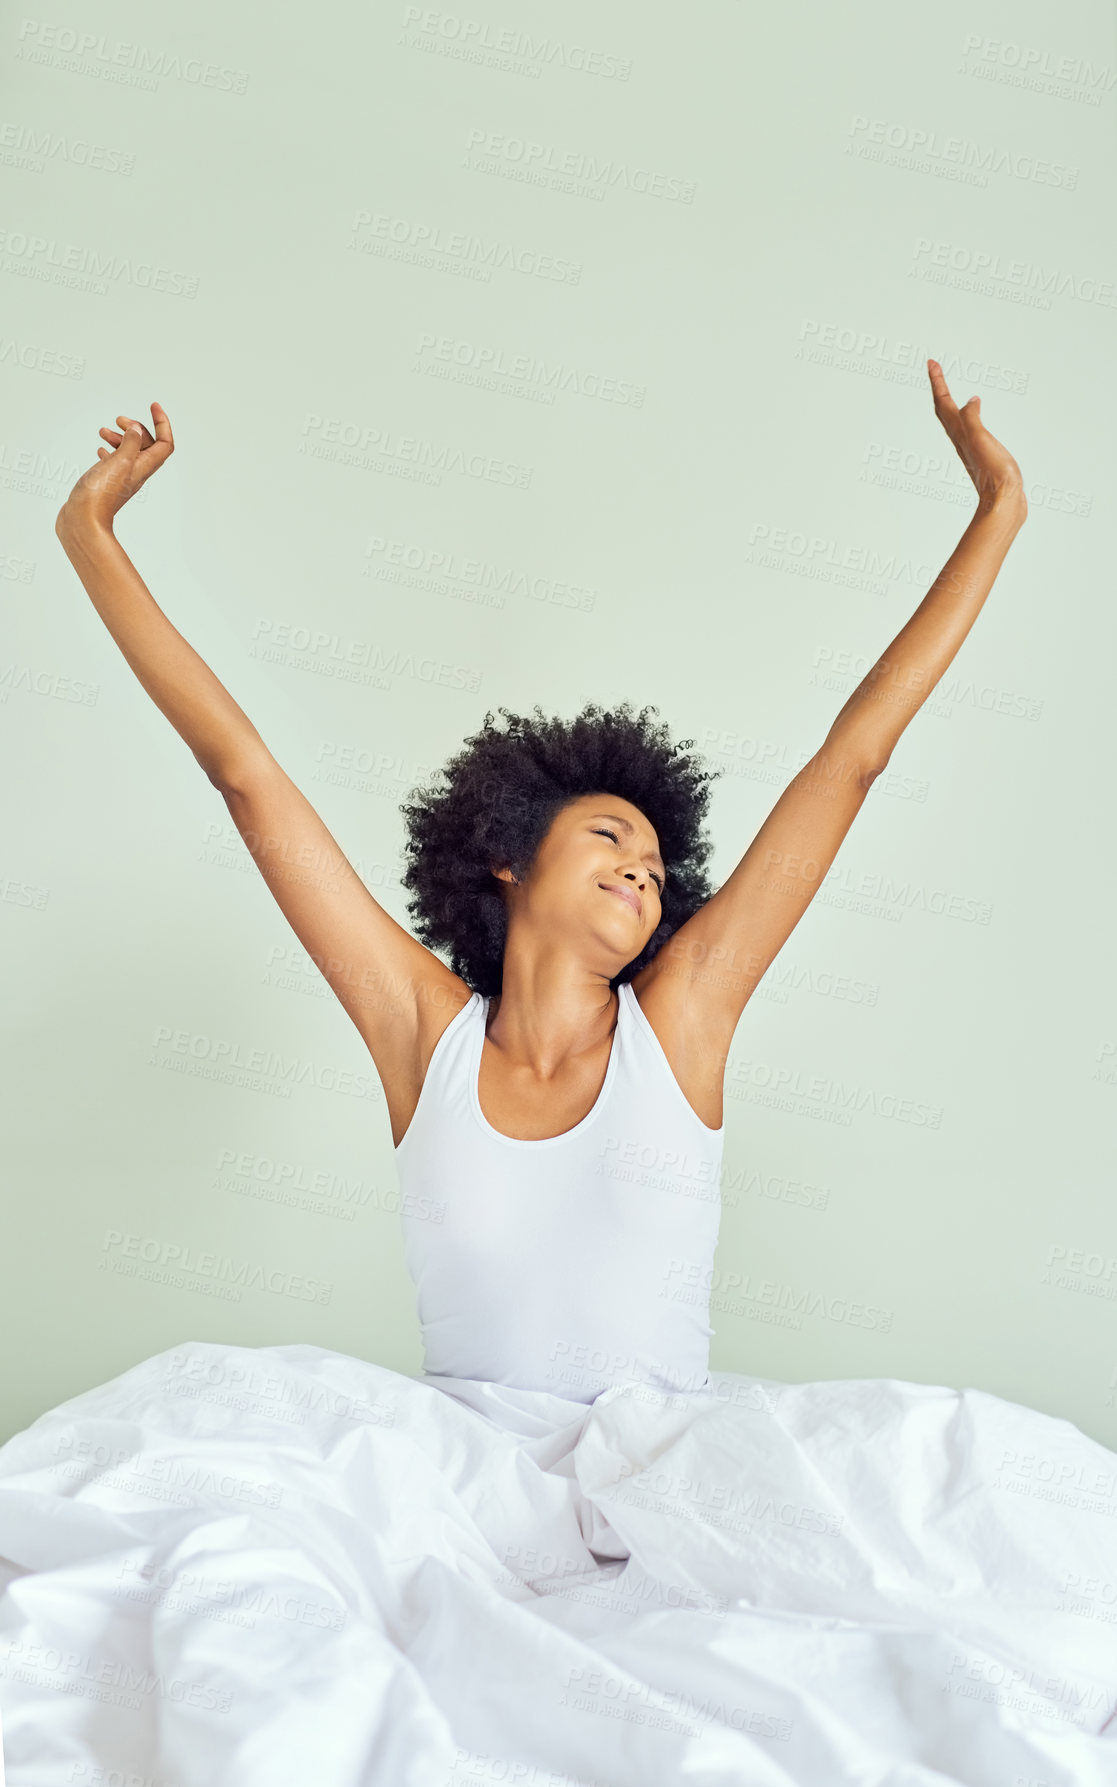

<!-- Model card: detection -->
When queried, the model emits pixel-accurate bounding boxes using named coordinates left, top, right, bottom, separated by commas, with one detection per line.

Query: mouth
left=598, top=882, right=641, bottom=918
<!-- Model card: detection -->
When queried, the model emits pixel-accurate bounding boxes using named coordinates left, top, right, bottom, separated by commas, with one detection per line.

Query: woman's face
left=494, top=791, right=666, bottom=962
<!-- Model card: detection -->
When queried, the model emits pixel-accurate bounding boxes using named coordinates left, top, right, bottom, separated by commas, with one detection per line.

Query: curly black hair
left=398, top=700, right=722, bottom=997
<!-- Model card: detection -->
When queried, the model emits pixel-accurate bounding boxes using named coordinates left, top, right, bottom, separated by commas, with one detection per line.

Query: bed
left=1, top=1340, right=1116, bottom=1783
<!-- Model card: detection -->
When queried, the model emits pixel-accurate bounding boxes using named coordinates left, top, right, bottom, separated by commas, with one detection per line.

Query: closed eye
left=593, top=827, right=665, bottom=894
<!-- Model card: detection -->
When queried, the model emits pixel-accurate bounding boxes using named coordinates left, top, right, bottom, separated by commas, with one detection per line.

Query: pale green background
left=3, top=1, right=1115, bottom=1447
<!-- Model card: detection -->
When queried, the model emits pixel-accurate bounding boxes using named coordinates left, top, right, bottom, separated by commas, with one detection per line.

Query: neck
left=487, top=947, right=620, bottom=1077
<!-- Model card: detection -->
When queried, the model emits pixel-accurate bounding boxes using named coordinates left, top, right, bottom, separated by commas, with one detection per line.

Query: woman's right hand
left=926, top=363, right=1025, bottom=514
left=55, top=402, right=175, bottom=535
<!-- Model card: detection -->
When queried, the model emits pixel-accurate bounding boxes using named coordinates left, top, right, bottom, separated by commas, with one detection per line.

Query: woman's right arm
left=54, top=407, right=469, bottom=1111
left=55, top=507, right=267, bottom=792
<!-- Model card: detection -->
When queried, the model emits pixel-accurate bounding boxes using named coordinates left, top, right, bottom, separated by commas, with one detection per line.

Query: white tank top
left=396, top=981, right=724, bottom=1404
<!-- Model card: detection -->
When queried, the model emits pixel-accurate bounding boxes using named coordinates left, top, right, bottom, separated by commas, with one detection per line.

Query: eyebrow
left=593, top=812, right=666, bottom=875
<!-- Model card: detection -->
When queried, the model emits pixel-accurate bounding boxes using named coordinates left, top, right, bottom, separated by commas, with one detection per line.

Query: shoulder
left=415, top=968, right=478, bottom=1066
left=384, top=968, right=476, bottom=1150
left=625, top=960, right=733, bottom=1131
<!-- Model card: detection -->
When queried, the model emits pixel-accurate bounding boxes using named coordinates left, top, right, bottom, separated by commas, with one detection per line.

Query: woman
left=52, top=364, right=1027, bottom=1409
left=20, top=377, right=1117, bottom=1781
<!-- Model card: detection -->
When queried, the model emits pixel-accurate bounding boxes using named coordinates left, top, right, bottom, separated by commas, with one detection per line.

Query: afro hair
left=398, top=699, right=722, bottom=997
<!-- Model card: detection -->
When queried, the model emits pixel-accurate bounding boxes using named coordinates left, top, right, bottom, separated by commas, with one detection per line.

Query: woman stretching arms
left=27, top=396, right=1117, bottom=1782
left=53, top=361, right=1027, bottom=1400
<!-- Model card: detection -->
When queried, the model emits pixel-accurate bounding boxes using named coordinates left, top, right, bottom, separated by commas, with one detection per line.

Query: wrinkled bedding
left=1, top=1341, right=1116, bottom=1784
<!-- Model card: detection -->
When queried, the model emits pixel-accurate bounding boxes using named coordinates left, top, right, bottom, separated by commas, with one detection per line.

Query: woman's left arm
left=824, top=360, right=1028, bottom=773
left=651, top=361, right=1028, bottom=1039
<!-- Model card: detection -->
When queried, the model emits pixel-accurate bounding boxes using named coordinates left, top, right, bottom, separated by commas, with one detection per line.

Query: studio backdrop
left=3, top=0, right=1115, bottom=1447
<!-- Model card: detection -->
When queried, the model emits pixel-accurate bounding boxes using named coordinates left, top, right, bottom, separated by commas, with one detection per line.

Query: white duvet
left=1, top=1343, right=1117, bottom=1784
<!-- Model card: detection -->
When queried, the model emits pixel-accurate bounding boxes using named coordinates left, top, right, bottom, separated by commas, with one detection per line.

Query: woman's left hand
left=927, top=360, right=1026, bottom=513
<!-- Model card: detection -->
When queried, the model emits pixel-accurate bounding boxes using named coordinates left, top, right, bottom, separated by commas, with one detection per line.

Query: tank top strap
left=394, top=990, right=482, bottom=1162
left=616, top=979, right=723, bottom=1141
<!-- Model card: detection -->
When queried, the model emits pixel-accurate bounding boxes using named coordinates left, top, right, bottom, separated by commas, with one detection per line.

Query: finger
left=926, top=358, right=960, bottom=419
left=112, top=423, right=148, bottom=463
left=115, top=413, right=154, bottom=447
left=125, top=420, right=173, bottom=476
left=99, top=427, right=123, bottom=446
left=127, top=402, right=174, bottom=472
left=149, top=401, right=174, bottom=453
